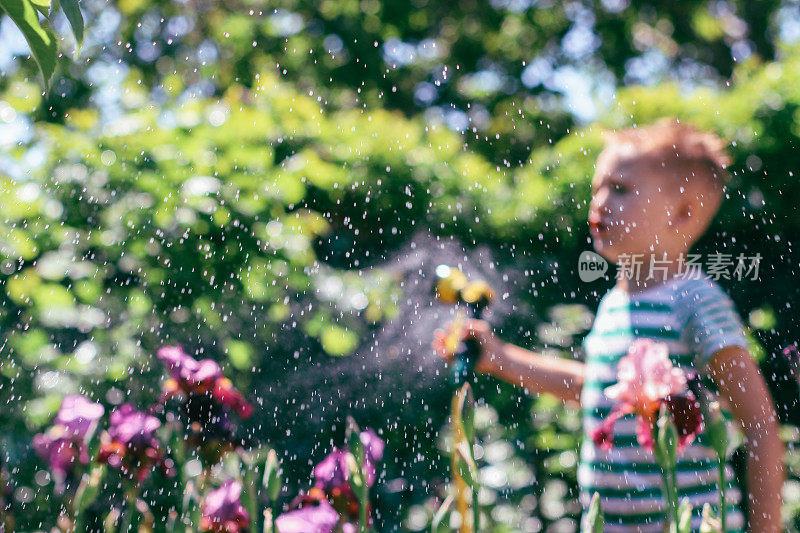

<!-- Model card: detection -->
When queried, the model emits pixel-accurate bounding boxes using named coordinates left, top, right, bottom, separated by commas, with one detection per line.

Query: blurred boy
left=433, top=120, right=784, bottom=531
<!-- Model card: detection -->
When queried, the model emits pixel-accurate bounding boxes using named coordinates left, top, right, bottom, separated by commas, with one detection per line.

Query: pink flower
left=604, top=339, right=687, bottom=412
left=33, top=395, right=104, bottom=478
left=590, top=339, right=702, bottom=453
left=200, top=480, right=250, bottom=533
left=157, top=345, right=253, bottom=419
left=313, top=429, right=385, bottom=492
left=313, top=448, right=351, bottom=493
left=157, top=345, right=224, bottom=394
left=359, top=428, right=385, bottom=465
left=275, top=496, right=339, bottom=533
left=54, top=395, right=106, bottom=436
left=157, top=345, right=254, bottom=465
left=212, top=378, right=254, bottom=419
left=98, top=404, right=171, bottom=481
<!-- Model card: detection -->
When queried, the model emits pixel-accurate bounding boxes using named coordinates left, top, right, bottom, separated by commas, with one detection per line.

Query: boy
left=433, top=120, right=784, bottom=531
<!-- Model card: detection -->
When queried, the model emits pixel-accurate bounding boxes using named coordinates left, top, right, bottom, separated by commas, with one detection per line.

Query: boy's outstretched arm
left=432, top=319, right=585, bottom=404
left=486, top=340, right=585, bottom=404
left=708, top=345, right=785, bottom=533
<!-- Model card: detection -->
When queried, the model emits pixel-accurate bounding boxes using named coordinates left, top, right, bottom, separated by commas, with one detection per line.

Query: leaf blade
left=0, top=0, right=57, bottom=84
left=29, top=0, right=51, bottom=17
left=60, top=0, right=83, bottom=47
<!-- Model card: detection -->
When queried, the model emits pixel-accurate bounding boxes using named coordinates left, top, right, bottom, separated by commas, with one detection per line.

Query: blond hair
left=600, top=118, right=732, bottom=183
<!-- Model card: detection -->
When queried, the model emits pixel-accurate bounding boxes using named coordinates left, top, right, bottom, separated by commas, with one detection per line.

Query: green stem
left=670, top=465, right=679, bottom=525
left=718, top=456, right=727, bottom=532
left=659, top=466, right=679, bottom=529
left=183, top=478, right=201, bottom=533
left=471, top=488, right=480, bottom=532
left=270, top=503, right=278, bottom=533
left=120, top=508, right=132, bottom=533
left=359, top=480, right=369, bottom=533
left=124, top=487, right=140, bottom=532
left=243, top=468, right=259, bottom=532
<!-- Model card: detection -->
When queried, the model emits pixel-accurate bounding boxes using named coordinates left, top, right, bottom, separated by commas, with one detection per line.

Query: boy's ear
left=675, top=189, right=717, bottom=243
left=677, top=201, right=693, bottom=222
left=673, top=197, right=693, bottom=225
left=673, top=196, right=700, bottom=241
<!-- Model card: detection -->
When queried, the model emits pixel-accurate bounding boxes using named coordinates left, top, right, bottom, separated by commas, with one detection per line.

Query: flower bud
left=705, top=402, right=728, bottom=460
left=699, top=503, right=721, bottom=533
left=677, top=498, right=693, bottom=533
left=346, top=452, right=364, bottom=490
left=346, top=416, right=364, bottom=467
left=584, top=492, right=604, bottom=533
left=263, top=449, right=282, bottom=503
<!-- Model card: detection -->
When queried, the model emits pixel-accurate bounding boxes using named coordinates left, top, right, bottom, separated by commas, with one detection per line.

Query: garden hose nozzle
left=434, top=265, right=495, bottom=385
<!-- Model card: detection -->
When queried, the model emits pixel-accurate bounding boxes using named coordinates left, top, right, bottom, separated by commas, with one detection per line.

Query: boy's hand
left=434, top=319, right=584, bottom=403
left=431, top=318, right=503, bottom=375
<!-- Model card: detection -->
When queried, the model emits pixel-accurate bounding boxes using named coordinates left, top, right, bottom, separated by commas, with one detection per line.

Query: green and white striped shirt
left=579, top=274, right=749, bottom=532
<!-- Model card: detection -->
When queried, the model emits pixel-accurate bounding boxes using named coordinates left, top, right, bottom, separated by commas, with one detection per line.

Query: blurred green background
left=2, top=0, right=800, bottom=531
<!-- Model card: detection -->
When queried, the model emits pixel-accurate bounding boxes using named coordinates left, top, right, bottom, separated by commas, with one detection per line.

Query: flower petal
left=664, top=394, right=704, bottom=453
left=636, top=412, right=657, bottom=452
left=589, top=404, right=633, bottom=451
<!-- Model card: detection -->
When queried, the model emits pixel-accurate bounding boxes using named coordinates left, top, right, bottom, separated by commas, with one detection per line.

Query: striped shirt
left=578, top=274, right=749, bottom=532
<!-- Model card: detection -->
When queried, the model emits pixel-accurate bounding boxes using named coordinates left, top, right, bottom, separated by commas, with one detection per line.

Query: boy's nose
left=589, top=197, right=611, bottom=220
left=590, top=187, right=610, bottom=208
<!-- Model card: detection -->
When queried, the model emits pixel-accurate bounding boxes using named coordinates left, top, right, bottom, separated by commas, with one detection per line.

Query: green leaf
left=431, top=495, right=453, bottom=533
left=0, top=0, right=58, bottom=84
left=29, top=0, right=50, bottom=17
left=457, top=383, right=475, bottom=446
left=320, top=323, right=360, bottom=356
left=226, top=339, right=253, bottom=370
left=73, top=465, right=106, bottom=531
left=59, top=0, right=83, bottom=46
left=453, top=441, right=477, bottom=489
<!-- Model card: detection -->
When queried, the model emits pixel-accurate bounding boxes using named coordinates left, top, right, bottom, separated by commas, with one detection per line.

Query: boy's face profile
left=588, top=148, right=704, bottom=263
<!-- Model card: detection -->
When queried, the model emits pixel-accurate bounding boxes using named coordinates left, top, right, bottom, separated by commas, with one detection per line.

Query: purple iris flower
left=107, top=404, right=161, bottom=449
left=313, top=448, right=350, bottom=492
left=313, top=430, right=385, bottom=491
left=54, top=394, right=106, bottom=436
left=157, top=345, right=253, bottom=419
left=98, top=404, right=167, bottom=481
left=200, top=480, right=250, bottom=533
left=157, top=345, right=223, bottom=391
left=275, top=498, right=339, bottom=533
left=33, top=394, right=104, bottom=478
left=359, top=428, right=385, bottom=483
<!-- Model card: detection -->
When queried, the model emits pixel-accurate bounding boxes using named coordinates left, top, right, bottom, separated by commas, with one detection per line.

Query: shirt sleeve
left=681, top=280, right=750, bottom=370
